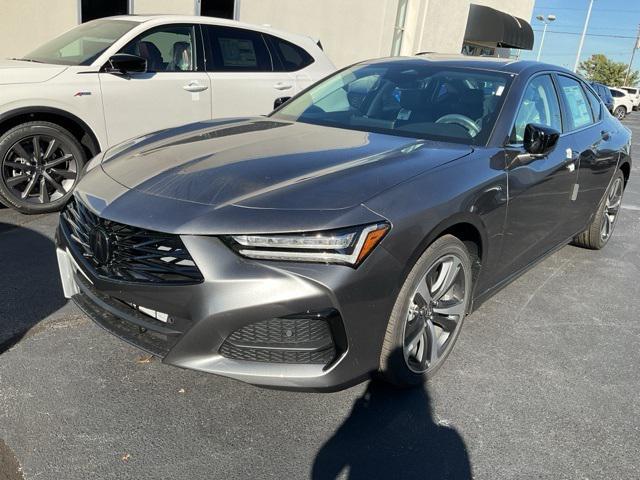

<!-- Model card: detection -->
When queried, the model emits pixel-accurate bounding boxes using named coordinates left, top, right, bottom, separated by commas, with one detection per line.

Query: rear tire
left=573, top=170, right=625, bottom=250
left=0, top=121, right=86, bottom=214
left=614, top=106, right=627, bottom=120
left=379, top=235, right=473, bottom=388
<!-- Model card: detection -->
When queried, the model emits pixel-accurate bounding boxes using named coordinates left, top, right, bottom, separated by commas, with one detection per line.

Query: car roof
left=105, top=15, right=316, bottom=44
left=363, top=53, right=576, bottom=77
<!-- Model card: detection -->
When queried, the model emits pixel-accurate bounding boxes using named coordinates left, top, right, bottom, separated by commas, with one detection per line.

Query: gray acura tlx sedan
left=56, top=56, right=631, bottom=390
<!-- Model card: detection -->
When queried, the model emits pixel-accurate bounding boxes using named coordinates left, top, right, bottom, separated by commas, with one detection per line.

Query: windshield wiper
left=9, top=57, right=44, bottom=63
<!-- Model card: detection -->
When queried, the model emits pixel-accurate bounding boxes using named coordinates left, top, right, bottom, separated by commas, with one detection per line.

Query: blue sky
left=520, top=0, right=640, bottom=72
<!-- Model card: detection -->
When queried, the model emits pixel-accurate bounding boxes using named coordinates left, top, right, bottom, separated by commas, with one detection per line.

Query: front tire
left=614, top=106, right=627, bottom=120
left=0, top=121, right=86, bottom=214
left=573, top=170, right=625, bottom=250
left=379, top=235, right=473, bottom=388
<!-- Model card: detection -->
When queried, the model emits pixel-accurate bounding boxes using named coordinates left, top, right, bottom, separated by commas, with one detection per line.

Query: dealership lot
left=0, top=115, right=639, bottom=479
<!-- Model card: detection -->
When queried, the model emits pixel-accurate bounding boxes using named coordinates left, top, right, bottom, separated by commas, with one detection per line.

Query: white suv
left=620, top=86, right=640, bottom=110
left=0, top=16, right=335, bottom=213
left=609, top=87, right=635, bottom=120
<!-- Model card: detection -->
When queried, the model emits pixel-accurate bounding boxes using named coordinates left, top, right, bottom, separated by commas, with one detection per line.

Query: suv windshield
left=271, top=61, right=512, bottom=145
left=22, top=19, right=137, bottom=66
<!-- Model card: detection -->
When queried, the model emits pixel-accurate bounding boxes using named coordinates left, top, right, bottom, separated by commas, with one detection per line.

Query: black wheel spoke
left=43, top=138, right=57, bottom=160
left=21, top=175, right=39, bottom=199
left=43, top=172, right=66, bottom=194
left=39, top=177, right=50, bottom=204
left=11, top=143, right=30, bottom=161
left=50, top=168, right=76, bottom=180
left=6, top=174, right=29, bottom=187
left=4, top=162, right=30, bottom=172
left=32, top=136, right=41, bottom=160
left=44, top=154, right=72, bottom=169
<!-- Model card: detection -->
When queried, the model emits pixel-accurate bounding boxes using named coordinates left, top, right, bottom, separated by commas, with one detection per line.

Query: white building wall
left=238, top=0, right=401, bottom=68
left=0, top=0, right=78, bottom=58
left=239, top=0, right=534, bottom=67
left=133, top=0, right=195, bottom=15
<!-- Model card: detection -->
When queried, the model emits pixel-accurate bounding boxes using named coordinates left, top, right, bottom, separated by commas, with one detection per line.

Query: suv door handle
left=183, top=81, right=208, bottom=93
left=274, top=82, right=293, bottom=91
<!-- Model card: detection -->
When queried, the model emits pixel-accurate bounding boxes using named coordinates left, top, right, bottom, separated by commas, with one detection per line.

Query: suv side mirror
left=103, top=54, right=147, bottom=75
left=524, top=123, right=559, bottom=156
left=274, top=96, right=291, bottom=109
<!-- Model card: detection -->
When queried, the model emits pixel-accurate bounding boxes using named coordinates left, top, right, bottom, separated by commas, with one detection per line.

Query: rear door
left=556, top=75, right=617, bottom=234
left=202, top=25, right=296, bottom=117
left=99, top=23, right=211, bottom=146
left=500, top=73, right=578, bottom=276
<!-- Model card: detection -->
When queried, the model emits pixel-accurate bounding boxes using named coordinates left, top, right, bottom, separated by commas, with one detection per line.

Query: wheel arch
left=620, top=160, right=631, bottom=188
left=0, top=107, right=101, bottom=158
left=406, top=213, right=487, bottom=289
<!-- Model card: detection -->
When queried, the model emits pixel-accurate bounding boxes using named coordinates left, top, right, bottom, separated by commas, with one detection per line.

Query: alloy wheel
left=615, top=107, right=625, bottom=120
left=402, top=253, right=468, bottom=374
left=1, top=135, right=77, bottom=204
left=601, top=177, right=623, bottom=241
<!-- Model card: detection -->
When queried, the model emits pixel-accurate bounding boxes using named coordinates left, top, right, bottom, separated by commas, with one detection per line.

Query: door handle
left=601, top=130, right=611, bottom=141
left=183, top=81, right=208, bottom=93
left=274, top=82, right=293, bottom=91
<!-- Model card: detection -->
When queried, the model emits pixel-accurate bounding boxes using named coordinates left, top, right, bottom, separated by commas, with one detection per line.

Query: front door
left=500, top=74, right=578, bottom=276
left=99, top=24, right=211, bottom=147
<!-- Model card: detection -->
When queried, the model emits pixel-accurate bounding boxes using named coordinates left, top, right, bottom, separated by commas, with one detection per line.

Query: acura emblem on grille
left=89, top=228, right=112, bottom=265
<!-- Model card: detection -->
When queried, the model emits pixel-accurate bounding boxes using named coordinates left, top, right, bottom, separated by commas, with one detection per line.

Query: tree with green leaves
left=578, top=54, right=639, bottom=87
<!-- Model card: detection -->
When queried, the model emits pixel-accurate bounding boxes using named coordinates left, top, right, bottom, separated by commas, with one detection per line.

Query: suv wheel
left=614, top=106, right=627, bottom=119
left=379, top=235, right=473, bottom=387
left=0, top=121, right=86, bottom=214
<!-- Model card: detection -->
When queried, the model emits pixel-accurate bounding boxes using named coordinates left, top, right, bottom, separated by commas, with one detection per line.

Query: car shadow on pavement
left=312, top=364, right=472, bottom=479
left=0, top=222, right=66, bottom=354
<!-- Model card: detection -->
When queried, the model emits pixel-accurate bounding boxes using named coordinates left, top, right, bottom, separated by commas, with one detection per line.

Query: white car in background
left=0, top=16, right=335, bottom=213
left=620, top=86, right=640, bottom=110
left=609, top=87, right=634, bottom=120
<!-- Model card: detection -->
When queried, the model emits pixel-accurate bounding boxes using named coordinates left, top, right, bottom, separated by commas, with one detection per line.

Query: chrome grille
left=61, top=197, right=203, bottom=284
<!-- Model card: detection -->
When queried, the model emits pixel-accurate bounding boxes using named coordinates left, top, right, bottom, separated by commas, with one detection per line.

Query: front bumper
left=56, top=219, right=404, bottom=391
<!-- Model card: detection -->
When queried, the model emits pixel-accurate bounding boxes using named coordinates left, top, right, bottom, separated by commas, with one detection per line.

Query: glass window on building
left=200, top=0, right=235, bottom=19
left=81, top=0, right=128, bottom=23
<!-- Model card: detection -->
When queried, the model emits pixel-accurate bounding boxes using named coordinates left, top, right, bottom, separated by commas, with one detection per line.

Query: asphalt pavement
left=1, top=116, right=639, bottom=479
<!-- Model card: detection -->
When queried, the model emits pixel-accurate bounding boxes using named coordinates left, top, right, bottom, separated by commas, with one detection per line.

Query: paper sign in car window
left=219, top=38, right=257, bottom=67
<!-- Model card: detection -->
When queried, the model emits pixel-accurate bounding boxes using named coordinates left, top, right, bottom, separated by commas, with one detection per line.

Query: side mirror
left=274, top=96, right=291, bottom=109
left=103, top=53, right=147, bottom=75
left=523, top=123, right=559, bottom=156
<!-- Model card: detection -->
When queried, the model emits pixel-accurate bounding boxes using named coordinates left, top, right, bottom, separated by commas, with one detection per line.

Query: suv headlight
left=224, top=223, right=390, bottom=267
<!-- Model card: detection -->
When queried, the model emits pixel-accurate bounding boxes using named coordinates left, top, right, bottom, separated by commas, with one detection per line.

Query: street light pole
left=536, top=14, right=556, bottom=62
left=624, top=24, right=640, bottom=86
left=574, top=0, right=594, bottom=72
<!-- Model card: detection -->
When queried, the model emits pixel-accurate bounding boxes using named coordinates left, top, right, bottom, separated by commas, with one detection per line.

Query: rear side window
left=512, top=74, right=562, bottom=143
left=611, top=89, right=623, bottom=98
left=557, top=75, right=593, bottom=131
left=204, top=25, right=272, bottom=72
left=265, top=35, right=314, bottom=72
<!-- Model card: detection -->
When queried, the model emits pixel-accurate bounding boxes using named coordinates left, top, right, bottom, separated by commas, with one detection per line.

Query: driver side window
left=512, top=75, right=562, bottom=143
left=120, top=25, right=197, bottom=72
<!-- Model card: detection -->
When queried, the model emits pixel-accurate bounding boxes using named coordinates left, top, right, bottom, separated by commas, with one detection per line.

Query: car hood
left=101, top=118, right=472, bottom=211
left=0, top=59, right=67, bottom=85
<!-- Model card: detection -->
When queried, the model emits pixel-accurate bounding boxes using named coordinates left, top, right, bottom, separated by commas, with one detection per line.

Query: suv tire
left=0, top=121, right=86, bottom=214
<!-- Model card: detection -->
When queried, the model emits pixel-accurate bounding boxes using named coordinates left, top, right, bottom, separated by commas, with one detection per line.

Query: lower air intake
left=219, top=310, right=342, bottom=365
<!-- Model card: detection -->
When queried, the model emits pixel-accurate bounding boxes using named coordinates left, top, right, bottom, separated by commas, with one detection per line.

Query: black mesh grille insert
left=219, top=312, right=339, bottom=365
left=61, top=197, right=203, bottom=284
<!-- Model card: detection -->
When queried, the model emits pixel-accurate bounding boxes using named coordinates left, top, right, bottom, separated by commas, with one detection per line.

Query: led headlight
left=225, top=223, right=390, bottom=267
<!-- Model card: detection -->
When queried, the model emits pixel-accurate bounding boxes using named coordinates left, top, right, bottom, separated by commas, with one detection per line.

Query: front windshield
left=22, top=19, right=137, bottom=66
left=272, top=61, right=512, bottom=145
